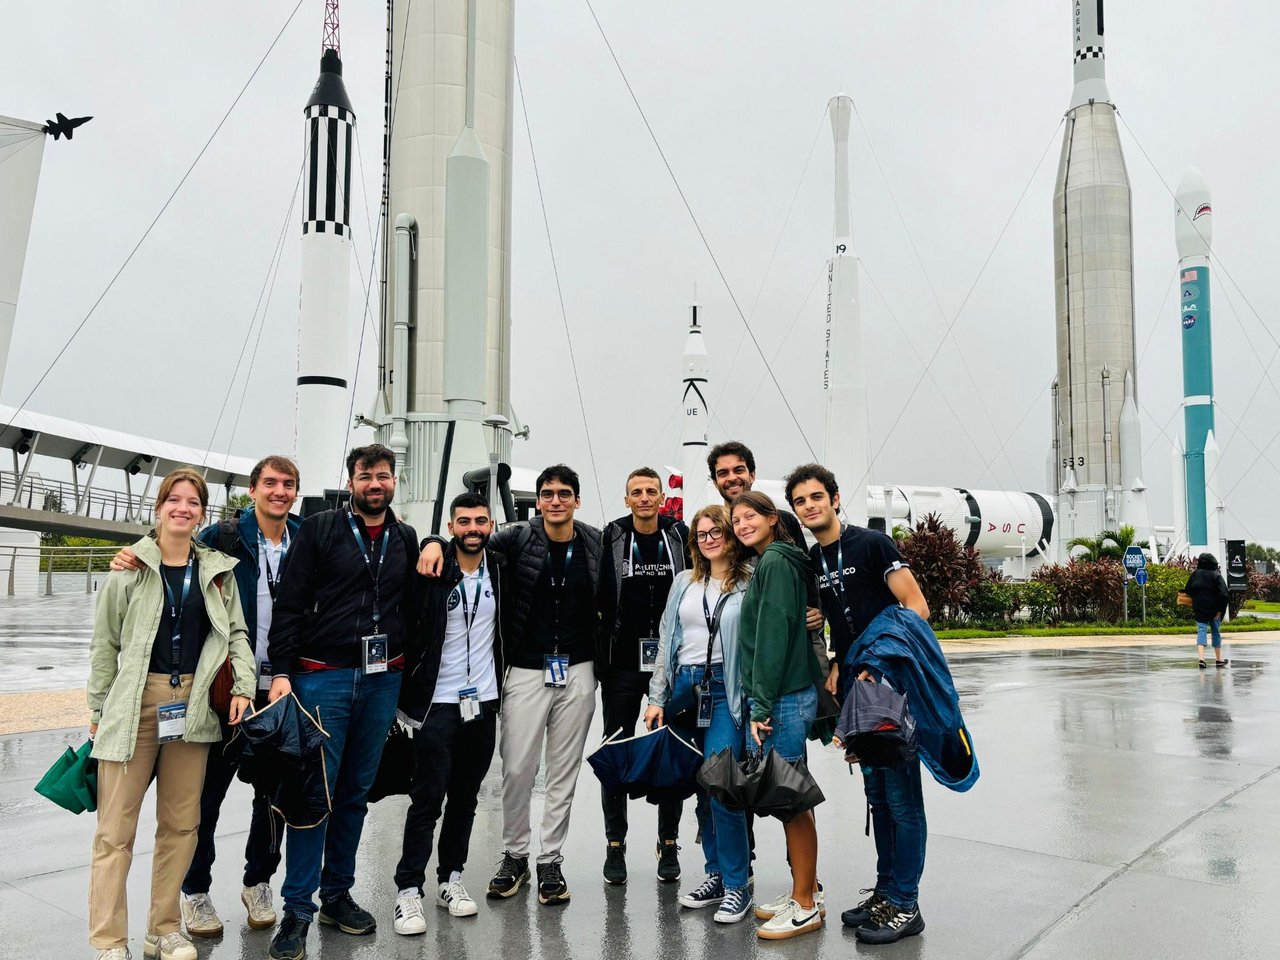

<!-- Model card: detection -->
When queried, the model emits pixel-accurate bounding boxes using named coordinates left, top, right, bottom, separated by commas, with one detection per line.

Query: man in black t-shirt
left=596, top=467, right=690, bottom=885
left=786, top=463, right=931, bottom=945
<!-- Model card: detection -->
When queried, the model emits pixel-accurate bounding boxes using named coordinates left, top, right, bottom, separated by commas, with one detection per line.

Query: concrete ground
left=2, top=599, right=1278, bottom=958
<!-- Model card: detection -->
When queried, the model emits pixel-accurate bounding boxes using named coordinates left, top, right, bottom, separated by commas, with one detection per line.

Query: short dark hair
left=536, top=463, right=580, bottom=497
left=707, top=441, right=755, bottom=479
left=450, top=491, right=490, bottom=517
left=625, top=466, right=662, bottom=489
left=249, top=455, right=299, bottom=490
left=346, top=443, right=396, bottom=479
left=784, top=463, right=839, bottom=505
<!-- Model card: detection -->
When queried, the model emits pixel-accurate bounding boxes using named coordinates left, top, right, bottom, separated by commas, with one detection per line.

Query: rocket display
left=822, top=94, right=869, bottom=526
left=0, top=116, right=47, bottom=395
left=1050, top=0, right=1148, bottom=551
left=1174, top=168, right=1218, bottom=552
left=296, top=44, right=355, bottom=496
left=680, top=303, right=710, bottom=518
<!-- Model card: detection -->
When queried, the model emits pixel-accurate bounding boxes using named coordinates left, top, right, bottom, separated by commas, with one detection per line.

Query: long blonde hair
left=687, top=504, right=752, bottom=593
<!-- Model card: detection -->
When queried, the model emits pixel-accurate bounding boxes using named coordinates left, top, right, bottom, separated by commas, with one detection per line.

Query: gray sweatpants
left=499, top=662, right=597, bottom=864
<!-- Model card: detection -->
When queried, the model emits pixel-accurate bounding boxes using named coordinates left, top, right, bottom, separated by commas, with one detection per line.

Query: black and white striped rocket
left=296, top=47, right=355, bottom=494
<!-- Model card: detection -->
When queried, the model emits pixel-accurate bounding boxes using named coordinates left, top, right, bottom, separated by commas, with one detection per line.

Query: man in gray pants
left=418, top=464, right=602, bottom=905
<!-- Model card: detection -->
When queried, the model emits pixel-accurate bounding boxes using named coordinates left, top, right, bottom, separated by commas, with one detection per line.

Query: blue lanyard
left=258, top=529, right=290, bottom=600
left=818, top=528, right=857, bottom=635
left=161, top=554, right=194, bottom=687
left=455, top=554, right=486, bottom=681
left=346, top=511, right=390, bottom=622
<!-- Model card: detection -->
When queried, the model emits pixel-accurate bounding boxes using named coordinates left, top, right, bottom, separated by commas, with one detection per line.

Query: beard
left=351, top=486, right=394, bottom=515
left=456, top=531, right=489, bottom=555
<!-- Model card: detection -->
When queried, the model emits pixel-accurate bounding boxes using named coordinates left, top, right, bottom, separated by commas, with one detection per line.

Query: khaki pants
left=89, top=674, right=209, bottom=949
left=500, top=662, right=596, bottom=864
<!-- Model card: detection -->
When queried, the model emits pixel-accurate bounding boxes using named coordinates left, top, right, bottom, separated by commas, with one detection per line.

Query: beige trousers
left=499, top=662, right=596, bottom=864
left=88, top=674, right=209, bottom=949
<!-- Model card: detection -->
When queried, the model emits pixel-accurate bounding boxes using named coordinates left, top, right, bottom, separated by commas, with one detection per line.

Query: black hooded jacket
left=1184, top=554, right=1229, bottom=623
left=596, top=513, right=690, bottom=670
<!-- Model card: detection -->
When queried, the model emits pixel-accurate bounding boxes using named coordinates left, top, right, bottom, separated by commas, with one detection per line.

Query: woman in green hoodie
left=86, top=468, right=254, bottom=960
left=731, top=490, right=825, bottom=942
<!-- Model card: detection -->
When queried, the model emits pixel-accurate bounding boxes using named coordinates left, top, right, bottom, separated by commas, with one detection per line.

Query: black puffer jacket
left=1184, top=555, right=1229, bottom=623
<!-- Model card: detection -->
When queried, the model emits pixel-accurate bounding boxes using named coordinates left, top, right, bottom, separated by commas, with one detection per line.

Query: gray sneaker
left=241, top=882, right=277, bottom=930
left=180, top=892, right=223, bottom=938
left=93, top=950, right=131, bottom=960
left=142, top=931, right=196, bottom=960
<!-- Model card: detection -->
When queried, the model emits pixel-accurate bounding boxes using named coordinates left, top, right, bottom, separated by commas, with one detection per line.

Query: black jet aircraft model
left=44, top=113, right=92, bottom=140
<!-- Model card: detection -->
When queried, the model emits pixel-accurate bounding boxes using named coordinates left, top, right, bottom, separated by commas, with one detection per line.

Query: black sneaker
left=317, top=891, right=376, bottom=935
left=656, top=840, right=681, bottom=882
left=537, top=858, right=570, bottom=905
left=841, top=889, right=887, bottom=928
left=855, top=900, right=925, bottom=944
left=603, top=842, right=627, bottom=885
left=487, top=851, right=530, bottom=899
left=268, top=912, right=310, bottom=960
left=677, top=873, right=724, bottom=909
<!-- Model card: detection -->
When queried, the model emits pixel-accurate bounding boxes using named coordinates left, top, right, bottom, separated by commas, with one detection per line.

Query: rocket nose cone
left=1176, top=167, right=1210, bottom=203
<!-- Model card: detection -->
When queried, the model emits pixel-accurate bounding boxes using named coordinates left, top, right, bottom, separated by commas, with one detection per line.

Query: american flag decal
left=1181, top=270, right=1198, bottom=282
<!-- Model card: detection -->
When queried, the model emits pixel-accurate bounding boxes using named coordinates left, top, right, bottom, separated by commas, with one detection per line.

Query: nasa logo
left=1183, top=314, right=1197, bottom=329
left=1193, top=203, right=1212, bottom=220
left=448, top=591, right=461, bottom=611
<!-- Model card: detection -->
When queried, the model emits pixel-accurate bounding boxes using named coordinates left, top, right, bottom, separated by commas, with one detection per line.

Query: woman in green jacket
left=732, top=490, right=825, bottom=942
left=86, top=468, right=254, bottom=960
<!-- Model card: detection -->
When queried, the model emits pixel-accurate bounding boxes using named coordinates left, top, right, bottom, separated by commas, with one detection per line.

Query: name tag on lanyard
left=157, top=701, right=187, bottom=743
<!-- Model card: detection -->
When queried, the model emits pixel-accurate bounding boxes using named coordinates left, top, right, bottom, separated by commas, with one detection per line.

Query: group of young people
left=85, top=439, right=937, bottom=960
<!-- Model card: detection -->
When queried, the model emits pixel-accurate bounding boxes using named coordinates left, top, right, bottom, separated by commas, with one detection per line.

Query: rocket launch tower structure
left=1049, top=0, right=1150, bottom=553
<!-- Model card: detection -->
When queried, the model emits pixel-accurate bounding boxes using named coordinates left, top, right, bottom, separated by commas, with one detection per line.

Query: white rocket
left=0, top=116, right=47, bottom=395
left=822, top=94, right=868, bottom=525
left=680, top=303, right=710, bottom=518
left=296, top=45, right=355, bottom=496
left=1050, top=0, right=1147, bottom=555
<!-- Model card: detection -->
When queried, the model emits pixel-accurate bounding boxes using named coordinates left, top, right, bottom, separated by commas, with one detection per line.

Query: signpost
left=1134, top=567, right=1148, bottom=623
left=1123, top=547, right=1147, bottom=623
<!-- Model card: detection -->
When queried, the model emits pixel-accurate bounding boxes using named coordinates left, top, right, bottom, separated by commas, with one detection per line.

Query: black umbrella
left=697, top=747, right=825, bottom=821
left=834, top=678, right=917, bottom=769
left=368, top=720, right=415, bottom=803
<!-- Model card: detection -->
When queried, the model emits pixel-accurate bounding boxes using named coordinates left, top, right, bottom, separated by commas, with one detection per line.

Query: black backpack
left=835, top=678, right=917, bottom=769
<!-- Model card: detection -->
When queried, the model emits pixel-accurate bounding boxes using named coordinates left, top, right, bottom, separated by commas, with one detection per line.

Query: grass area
left=936, top=620, right=1279, bottom=640
left=1242, top=600, right=1280, bottom=613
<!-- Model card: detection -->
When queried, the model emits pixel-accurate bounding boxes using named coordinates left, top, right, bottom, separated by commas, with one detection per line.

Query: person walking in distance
left=1184, top=552, right=1230, bottom=669
left=597, top=467, right=690, bottom=884
left=392, top=493, right=504, bottom=935
left=418, top=464, right=602, bottom=906
left=87, top=468, right=255, bottom=960
left=264, top=445, right=420, bottom=960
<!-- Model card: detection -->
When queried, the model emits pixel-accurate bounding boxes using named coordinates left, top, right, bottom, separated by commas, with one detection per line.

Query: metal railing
left=0, top=469, right=238, bottom=527
left=1, top=545, right=122, bottom=596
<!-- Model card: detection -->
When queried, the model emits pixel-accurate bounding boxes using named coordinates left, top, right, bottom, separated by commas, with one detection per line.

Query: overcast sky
left=5, top=1, right=1280, bottom=537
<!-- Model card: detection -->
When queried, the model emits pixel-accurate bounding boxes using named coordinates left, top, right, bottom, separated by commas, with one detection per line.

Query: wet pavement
left=3, top=635, right=1279, bottom=958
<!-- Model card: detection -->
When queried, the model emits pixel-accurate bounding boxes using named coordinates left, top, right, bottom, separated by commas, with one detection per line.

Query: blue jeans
left=672, top=665, right=750, bottom=890
left=748, top=685, right=817, bottom=763
left=1196, top=620, right=1223, bottom=649
left=281, top=668, right=402, bottom=920
left=863, top=759, right=927, bottom=909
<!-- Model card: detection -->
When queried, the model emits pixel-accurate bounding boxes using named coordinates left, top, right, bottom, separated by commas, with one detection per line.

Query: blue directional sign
left=1134, top=568, right=1149, bottom=587
left=1123, top=546, right=1147, bottom=573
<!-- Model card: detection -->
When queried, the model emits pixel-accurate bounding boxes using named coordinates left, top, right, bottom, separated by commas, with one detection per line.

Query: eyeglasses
left=695, top=527, right=724, bottom=543
left=538, top=489, right=576, bottom=502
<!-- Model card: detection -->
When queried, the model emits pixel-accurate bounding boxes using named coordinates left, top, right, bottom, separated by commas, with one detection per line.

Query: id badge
left=695, top=686, right=713, bottom=729
left=639, top=638, right=660, bottom=673
left=543, top=654, right=569, bottom=688
left=459, top=686, right=480, bottom=723
left=363, top=634, right=389, bottom=674
left=157, top=702, right=188, bottom=743
left=257, top=660, right=274, bottom=692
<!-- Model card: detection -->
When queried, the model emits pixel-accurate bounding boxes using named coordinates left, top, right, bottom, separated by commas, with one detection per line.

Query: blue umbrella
left=587, top=724, right=703, bottom=803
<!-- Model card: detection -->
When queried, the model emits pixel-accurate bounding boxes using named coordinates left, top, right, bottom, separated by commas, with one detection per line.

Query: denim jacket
left=647, top=570, right=748, bottom=727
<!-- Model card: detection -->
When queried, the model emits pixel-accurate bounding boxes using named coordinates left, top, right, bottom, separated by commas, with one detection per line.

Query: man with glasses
left=417, top=464, right=602, bottom=906
left=595, top=467, right=690, bottom=884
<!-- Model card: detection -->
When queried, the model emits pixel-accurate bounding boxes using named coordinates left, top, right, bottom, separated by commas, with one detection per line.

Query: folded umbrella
left=368, top=720, right=414, bottom=804
left=834, top=678, right=918, bottom=769
left=697, top=747, right=825, bottom=822
left=230, top=693, right=331, bottom=829
left=34, top=739, right=97, bottom=814
left=586, top=724, right=703, bottom=803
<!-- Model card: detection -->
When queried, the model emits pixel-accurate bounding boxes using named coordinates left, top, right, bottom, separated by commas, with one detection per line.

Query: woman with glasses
left=731, top=490, right=825, bottom=941
left=644, top=504, right=755, bottom=923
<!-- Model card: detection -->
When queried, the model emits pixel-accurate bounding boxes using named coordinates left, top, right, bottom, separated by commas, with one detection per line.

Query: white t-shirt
left=677, top=577, right=726, bottom=667
left=256, top=536, right=286, bottom=665
left=433, top=560, right=499, bottom=703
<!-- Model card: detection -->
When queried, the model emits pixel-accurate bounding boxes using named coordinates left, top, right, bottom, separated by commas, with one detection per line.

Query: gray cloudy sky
left=5, top=1, right=1280, bottom=536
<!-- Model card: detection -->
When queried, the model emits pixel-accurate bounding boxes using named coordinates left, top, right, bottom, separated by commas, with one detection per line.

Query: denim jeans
left=1196, top=620, right=1223, bottom=648
left=863, top=758, right=927, bottom=909
left=281, top=668, right=402, bottom=920
left=672, top=664, right=750, bottom=890
left=748, top=685, right=817, bottom=763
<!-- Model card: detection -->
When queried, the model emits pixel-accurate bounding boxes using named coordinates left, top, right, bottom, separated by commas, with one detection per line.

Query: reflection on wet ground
left=2, top=614, right=1279, bottom=957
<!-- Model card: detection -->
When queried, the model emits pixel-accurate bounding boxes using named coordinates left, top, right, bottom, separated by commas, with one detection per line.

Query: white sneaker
left=179, top=892, right=223, bottom=937
left=436, top=879, right=479, bottom=917
left=142, top=931, right=197, bottom=960
left=393, top=889, right=427, bottom=935
left=756, top=897, right=823, bottom=940
left=93, top=950, right=131, bottom=960
left=754, top=881, right=825, bottom=920
left=241, top=882, right=277, bottom=930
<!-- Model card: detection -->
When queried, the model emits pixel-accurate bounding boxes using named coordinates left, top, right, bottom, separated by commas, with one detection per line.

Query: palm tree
left=1068, top=525, right=1149, bottom=563
left=1066, top=534, right=1109, bottom=562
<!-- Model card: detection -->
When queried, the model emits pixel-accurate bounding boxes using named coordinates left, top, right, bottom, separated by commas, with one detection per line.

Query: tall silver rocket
left=1050, top=0, right=1148, bottom=550
left=296, top=39, right=355, bottom=496
left=680, top=303, right=709, bottom=518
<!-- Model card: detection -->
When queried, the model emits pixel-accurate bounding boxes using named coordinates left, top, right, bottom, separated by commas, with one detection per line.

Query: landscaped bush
left=1031, top=558, right=1125, bottom=622
left=897, top=513, right=984, bottom=620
